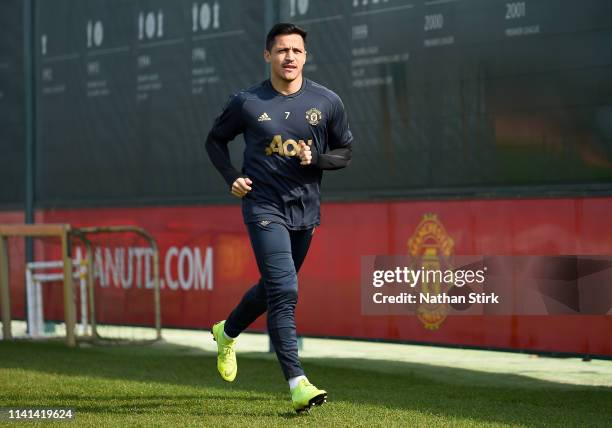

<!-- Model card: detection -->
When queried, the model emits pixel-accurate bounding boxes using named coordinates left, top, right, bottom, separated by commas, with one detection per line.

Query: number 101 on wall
left=192, top=2, right=220, bottom=32
left=138, top=11, right=164, bottom=40
left=287, top=0, right=309, bottom=17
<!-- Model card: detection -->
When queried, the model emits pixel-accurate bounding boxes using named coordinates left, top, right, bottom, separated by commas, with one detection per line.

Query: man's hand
left=231, top=177, right=252, bottom=198
left=298, top=142, right=312, bottom=166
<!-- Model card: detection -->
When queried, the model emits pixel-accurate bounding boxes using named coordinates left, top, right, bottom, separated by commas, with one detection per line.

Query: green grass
left=0, top=341, right=610, bottom=427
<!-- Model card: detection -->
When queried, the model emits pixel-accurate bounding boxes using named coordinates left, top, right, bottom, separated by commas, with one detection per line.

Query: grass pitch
left=0, top=340, right=610, bottom=427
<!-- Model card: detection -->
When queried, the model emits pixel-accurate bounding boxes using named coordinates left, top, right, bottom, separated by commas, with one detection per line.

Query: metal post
left=23, top=0, right=37, bottom=344
left=23, top=0, right=35, bottom=257
left=0, top=236, right=12, bottom=340
left=263, top=0, right=276, bottom=78
left=85, top=240, right=96, bottom=338
left=61, top=231, right=76, bottom=347
left=153, top=244, right=161, bottom=340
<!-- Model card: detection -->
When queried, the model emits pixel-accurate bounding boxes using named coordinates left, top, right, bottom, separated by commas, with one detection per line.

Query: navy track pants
left=224, top=221, right=314, bottom=380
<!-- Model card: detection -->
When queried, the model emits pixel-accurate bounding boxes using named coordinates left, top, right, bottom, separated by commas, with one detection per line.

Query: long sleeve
left=310, top=93, right=353, bottom=170
left=311, top=145, right=352, bottom=170
left=205, top=93, right=246, bottom=188
left=205, top=133, right=242, bottom=187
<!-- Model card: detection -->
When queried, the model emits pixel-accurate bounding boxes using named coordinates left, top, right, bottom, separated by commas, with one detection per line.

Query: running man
left=205, top=22, right=353, bottom=413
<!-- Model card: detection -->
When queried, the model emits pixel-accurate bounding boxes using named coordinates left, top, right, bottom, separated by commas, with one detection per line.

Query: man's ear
left=263, top=49, right=271, bottom=63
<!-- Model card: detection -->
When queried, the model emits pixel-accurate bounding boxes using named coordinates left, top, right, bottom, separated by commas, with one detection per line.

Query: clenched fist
left=231, top=177, right=252, bottom=198
left=298, top=141, right=312, bottom=166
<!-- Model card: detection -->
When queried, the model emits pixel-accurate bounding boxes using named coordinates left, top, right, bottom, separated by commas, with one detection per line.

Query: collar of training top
left=265, top=78, right=307, bottom=99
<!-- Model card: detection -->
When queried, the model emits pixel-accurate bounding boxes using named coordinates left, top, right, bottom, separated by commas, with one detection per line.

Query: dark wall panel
left=294, top=0, right=612, bottom=196
left=34, top=0, right=612, bottom=206
left=36, top=0, right=263, bottom=206
left=0, top=0, right=24, bottom=207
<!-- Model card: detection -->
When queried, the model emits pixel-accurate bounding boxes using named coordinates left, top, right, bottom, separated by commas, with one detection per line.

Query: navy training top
left=207, top=78, right=353, bottom=230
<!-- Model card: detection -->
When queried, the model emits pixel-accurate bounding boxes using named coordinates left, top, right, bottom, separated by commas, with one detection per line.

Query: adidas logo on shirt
left=257, top=112, right=272, bottom=122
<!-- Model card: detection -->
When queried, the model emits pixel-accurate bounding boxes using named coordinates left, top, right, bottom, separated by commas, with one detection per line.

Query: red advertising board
left=2, top=197, right=611, bottom=356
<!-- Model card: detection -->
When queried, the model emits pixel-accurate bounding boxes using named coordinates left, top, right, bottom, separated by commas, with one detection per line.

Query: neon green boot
left=211, top=320, right=237, bottom=382
left=291, top=379, right=327, bottom=414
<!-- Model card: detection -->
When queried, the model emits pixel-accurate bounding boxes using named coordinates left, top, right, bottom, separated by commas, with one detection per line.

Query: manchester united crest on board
left=305, top=108, right=322, bottom=125
left=407, top=213, right=455, bottom=331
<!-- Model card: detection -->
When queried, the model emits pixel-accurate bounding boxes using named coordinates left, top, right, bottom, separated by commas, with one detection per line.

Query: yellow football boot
left=211, top=320, right=237, bottom=382
left=291, top=379, right=327, bottom=414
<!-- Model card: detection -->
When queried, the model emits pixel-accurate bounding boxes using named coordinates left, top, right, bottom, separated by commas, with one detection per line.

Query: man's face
left=264, top=33, right=306, bottom=83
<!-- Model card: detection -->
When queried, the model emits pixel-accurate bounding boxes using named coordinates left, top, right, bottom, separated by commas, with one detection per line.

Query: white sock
left=288, top=375, right=307, bottom=390
left=223, top=330, right=236, bottom=341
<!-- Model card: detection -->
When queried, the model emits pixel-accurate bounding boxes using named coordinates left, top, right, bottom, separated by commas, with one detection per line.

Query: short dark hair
left=265, top=23, right=307, bottom=52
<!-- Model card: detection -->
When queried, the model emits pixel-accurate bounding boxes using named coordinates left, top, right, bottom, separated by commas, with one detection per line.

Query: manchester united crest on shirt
left=305, top=108, right=322, bottom=125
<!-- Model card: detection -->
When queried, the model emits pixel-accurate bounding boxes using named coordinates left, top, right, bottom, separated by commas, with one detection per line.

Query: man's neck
left=270, top=75, right=303, bottom=95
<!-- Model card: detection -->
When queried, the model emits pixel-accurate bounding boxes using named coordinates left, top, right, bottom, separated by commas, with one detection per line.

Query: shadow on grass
left=0, top=340, right=610, bottom=425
